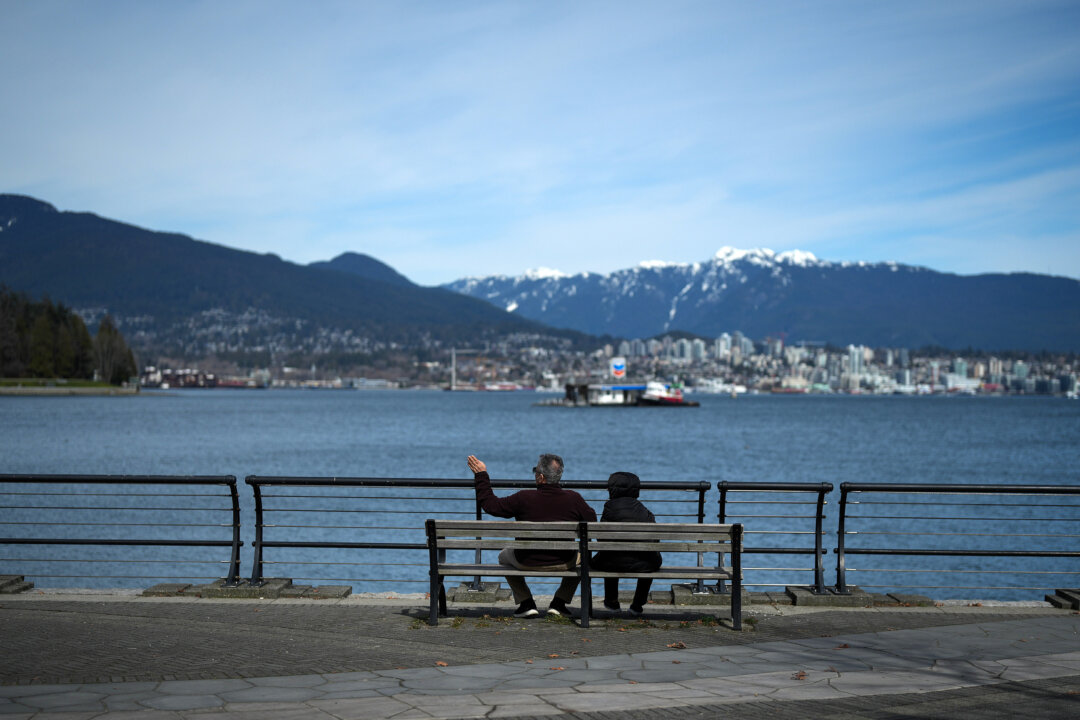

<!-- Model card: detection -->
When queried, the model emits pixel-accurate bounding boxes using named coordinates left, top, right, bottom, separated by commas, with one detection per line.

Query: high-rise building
left=714, top=333, right=732, bottom=359
left=847, top=345, right=864, bottom=377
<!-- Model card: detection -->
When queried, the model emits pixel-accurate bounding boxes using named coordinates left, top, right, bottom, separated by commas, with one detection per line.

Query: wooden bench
left=425, top=519, right=742, bottom=629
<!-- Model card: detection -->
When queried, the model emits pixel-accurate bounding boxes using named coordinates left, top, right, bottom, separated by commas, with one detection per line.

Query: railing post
left=812, top=483, right=829, bottom=594
left=696, top=481, right=708, bottom=592
left=471, top=496, right=483, bottom=590
left=578, top=521, right=591, bottom=628
left=834, top=483, right=850, bottom=594
left=224, top=477, right=242, bottom=586
left=730, top=523, right=742, bottom=630
left=247, top=477, right=265, bottom=586
left=426, top=519, right=440, bottom=625
left=716, top=482, right=729, bottom=592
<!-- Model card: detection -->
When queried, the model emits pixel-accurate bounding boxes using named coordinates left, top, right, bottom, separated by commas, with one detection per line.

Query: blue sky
left=3, top=1, right=1079, bottom=285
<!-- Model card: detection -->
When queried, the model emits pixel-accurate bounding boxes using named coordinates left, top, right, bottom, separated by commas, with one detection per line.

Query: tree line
left=0, top=287, right=137, bottom=384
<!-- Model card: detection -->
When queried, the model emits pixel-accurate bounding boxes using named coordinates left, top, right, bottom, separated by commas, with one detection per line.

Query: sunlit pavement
left=1, top=592, right=1078, bottom=719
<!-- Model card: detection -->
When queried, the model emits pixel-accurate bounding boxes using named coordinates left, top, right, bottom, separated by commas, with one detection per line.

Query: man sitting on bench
left=466, top=453, right=597, bottom=618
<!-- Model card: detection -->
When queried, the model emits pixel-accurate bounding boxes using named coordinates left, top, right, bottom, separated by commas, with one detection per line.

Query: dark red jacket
left=473, top=471, right=597, bottom=565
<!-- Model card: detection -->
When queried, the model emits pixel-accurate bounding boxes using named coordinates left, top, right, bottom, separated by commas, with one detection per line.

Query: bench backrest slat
left=591, top=541, right=732, bottom=553
left=432, top=521, right=579, bottom=539
left=438, top=539, right=581, bottom=551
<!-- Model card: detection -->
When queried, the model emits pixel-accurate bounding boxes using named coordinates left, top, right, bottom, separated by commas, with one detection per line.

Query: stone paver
left=0, top=593, right=1078, bottom=718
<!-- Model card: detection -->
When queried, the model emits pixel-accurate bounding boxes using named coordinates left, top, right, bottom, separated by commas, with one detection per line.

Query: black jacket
left=590, top=473, right=662, bottom=573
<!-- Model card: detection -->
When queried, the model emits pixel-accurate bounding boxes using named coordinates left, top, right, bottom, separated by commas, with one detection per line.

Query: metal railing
left=718, top=481, right=833, bottom=593
left=0, top=474, right=242, bottom=586
left=835, top=482, right=1080, bottom=597
left=246, top=476, right=709, bottom=589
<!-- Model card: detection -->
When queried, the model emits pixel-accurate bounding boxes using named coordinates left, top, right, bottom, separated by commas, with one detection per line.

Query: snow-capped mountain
left=443, top=248, right=1080, bottom=351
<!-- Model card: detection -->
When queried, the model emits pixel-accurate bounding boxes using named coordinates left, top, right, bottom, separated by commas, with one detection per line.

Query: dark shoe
left=547, top=598, right=572, bottom=618
left=514, top=598, right=539, bottom=618
left=603, top=600, right=621, bottom=611
left=627, top=605, right=644, bottom=617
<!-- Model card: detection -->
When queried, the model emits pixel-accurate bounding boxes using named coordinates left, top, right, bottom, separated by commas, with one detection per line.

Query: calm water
left=2, top=390, right=1078, bottom=599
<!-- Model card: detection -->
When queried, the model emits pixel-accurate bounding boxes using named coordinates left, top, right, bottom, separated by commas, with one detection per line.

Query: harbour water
left=2, top=390, right=1078, bottom=598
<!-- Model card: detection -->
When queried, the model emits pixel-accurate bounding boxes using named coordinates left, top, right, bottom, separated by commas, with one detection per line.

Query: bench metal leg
left=438, top=583, right=447, bottom=617
left=580, top=578, right=591, bottom=628
left=428, top=575, right=440, bottom=626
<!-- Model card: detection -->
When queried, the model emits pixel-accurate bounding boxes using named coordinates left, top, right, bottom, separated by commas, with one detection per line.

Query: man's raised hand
left=466, top=455, right=487, bottom=474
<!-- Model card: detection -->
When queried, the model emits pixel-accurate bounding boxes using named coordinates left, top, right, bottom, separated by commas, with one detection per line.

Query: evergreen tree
left=94, top=314, right=137, bottom=385
left=0, top=287, right=128, bottom=382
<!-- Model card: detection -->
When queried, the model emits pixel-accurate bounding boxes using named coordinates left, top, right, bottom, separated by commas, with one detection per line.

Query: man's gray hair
left=536, top=453, right=564, bottom=484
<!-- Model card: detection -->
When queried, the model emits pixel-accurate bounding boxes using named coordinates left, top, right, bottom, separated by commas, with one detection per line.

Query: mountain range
left=3, top=194, right=1077, bottom=356
left=0, top=195, right=583, bottom=360
left=443, top=248, right=1080, bottom=352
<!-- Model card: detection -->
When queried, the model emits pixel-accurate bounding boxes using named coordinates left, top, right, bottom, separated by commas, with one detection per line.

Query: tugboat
left=636, top=380, right=700, bottom=407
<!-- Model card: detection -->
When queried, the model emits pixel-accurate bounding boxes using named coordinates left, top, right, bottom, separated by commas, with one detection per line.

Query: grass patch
left=0, top=378, right=114, bottom=387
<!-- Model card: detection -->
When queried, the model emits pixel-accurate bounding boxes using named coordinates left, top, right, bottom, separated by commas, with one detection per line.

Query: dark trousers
left=604, top=577, right=652, bottom=609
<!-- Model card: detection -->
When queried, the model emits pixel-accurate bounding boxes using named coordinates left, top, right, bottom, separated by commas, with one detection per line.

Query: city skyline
left=3, top=1, right=1079, bottom=285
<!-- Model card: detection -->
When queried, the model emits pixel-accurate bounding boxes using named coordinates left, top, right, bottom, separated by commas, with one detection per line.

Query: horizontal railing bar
left=720, top=482, right=834, bottom=491
left=840, top=549, right=1080, bottom=557
left=847, top=515, right=1076, bottom=522
left=0, top=491, right=226, bottom=498
left=848, top=500, right=1079, bottom=508
left=289, top=577, right=428, bottom=583
left=261, top=541, right=427, bottom=550
left=725, top=500, right=822, bottom=505
left=261, top=493, right=474, bottom=500
left=843, top=482, right=1080, bottom=495
left=746, top=531, right=814, bottom=535
left=744, top=547, right=827, bottom=554
left=21, top=578, right=221, bottom=582
left=1, top=522, right=230, bottom=527
left=848, top=531, right=1080, bottom=538
left=856, top=584, right=1061, bottom=590
left=249, top=476, right=709, bottom=491
left=0, top=558, right=228, bottom=564
left=265, top=525, right=424, bottom=531
left=2, top=505, right=231, bottom=512
left=264, top=508, right=468, bottom=515
left=848, top=568, right=1080, bottom=575
left=264, top=561, right=428, bottom=566
left=0, top=538, right=240, bottom=546
left=741, top=567, right=813, bottom=572
left=1, top=475, right=236, bottom=485
left=722, top=514, right=821, bottom=519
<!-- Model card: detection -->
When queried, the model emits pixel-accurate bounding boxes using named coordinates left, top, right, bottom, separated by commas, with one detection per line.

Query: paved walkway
left=1, top=592, right=1078, bottom=719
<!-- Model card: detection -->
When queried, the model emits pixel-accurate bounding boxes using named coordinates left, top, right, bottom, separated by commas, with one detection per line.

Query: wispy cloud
left=2, top=0, right=1078, bottom=283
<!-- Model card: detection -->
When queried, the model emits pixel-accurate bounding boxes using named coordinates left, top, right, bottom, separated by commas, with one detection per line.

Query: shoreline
left=0, top=385, right=139, bottom=396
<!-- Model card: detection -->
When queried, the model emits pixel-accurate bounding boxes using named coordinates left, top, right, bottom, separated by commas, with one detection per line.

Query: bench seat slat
left=589, top=567, right=734, bottom=579
left=437, top=564, right=579, bottom=577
